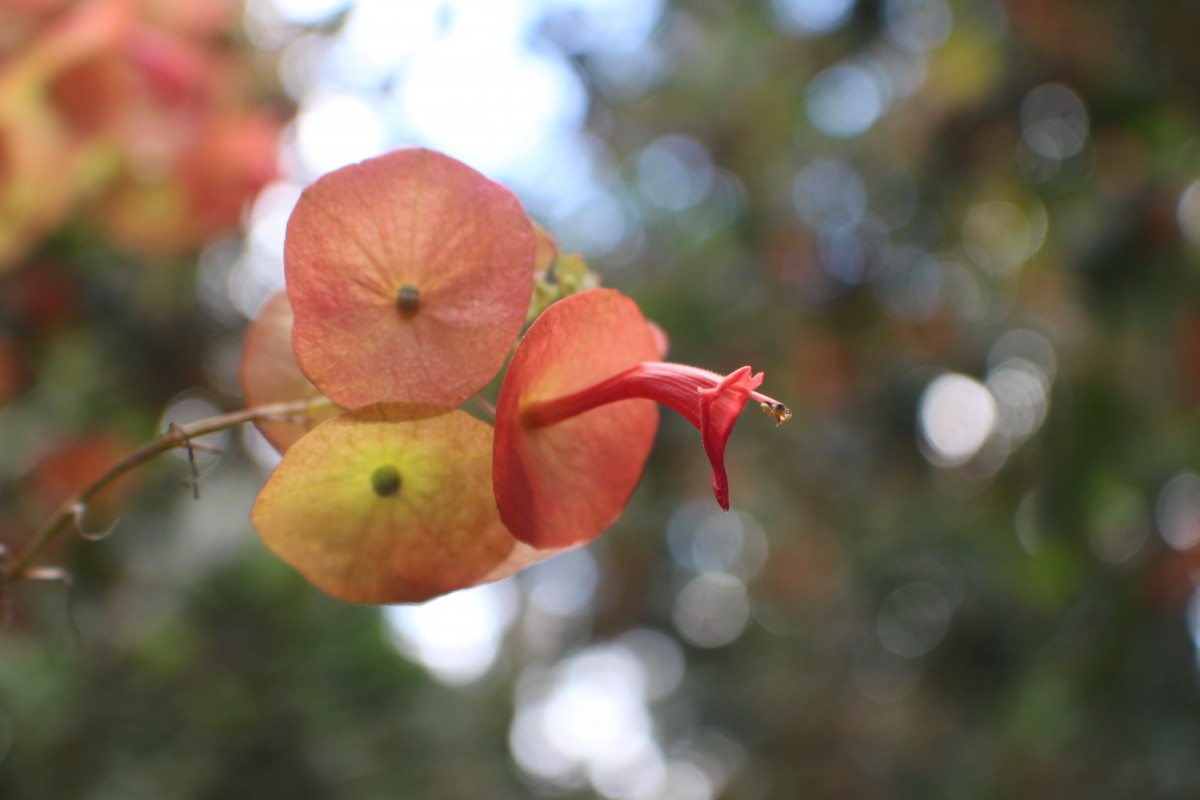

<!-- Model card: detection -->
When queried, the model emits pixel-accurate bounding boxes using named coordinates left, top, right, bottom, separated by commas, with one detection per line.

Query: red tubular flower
left=494, top=288, right=789, bottom=549
left=523, top=362, right=789, bottom=511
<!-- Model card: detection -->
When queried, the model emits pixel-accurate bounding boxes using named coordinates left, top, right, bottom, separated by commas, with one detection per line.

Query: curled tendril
left=70, top=502, right=120, bottom=542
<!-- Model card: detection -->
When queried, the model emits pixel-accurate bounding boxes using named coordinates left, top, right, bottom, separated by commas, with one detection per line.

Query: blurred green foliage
left=5, top=0, right=1200, bottom=798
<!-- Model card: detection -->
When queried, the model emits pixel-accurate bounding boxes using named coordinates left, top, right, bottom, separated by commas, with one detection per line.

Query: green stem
left=2, top=396, right=336, bottom=584
left=471, top=392, right=497, bottom=422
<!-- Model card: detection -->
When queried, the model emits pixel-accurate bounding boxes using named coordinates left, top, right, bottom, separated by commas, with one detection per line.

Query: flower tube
left=523, top=362, right=789, bottom=511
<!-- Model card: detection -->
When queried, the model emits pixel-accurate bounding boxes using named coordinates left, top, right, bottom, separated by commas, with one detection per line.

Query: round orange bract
left=239, top=291, right=339, bottom=453
left=251, top=403, right=517, bottom=604
left=285, top=148, right=535, bottom=409
left=493, top=289, right=660, bottom=549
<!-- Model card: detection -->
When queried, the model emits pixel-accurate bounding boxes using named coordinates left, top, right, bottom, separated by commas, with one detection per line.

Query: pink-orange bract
left=251, top=403, right=518, bottom=604
left=495, top=288, right=790, bottom=549
left=493, top=289, right=661, bottom=549
left=285, top=148, right=535, bottom=409
left=239, top=290, right=339, bottom=453
left=246, top=148, right=787, bottom=603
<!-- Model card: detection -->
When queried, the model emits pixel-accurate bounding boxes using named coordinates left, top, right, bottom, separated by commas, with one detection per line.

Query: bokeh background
left=4, top=0, right=1200, bottom=797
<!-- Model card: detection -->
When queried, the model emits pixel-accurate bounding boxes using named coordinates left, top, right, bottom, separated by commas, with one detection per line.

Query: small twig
left=169, top=422, right=226, bottom=501
left=182, top=456, right=224, bottom=503
left=1, top=396, right=336, bottom=585
left=471, top=393, right=497, bottom=422
left=170, top=422, right=204, bottom=500
left=24, top=566, right=79, bottom=647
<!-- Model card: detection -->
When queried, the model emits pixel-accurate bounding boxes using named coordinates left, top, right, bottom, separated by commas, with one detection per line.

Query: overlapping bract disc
left=251, top=404, right=517, bottom=604
left=239, top=291, right=339, bottom=452
left=493, top=289, right=661, bottom=549
left=285, top=148, right=535, bottom=409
